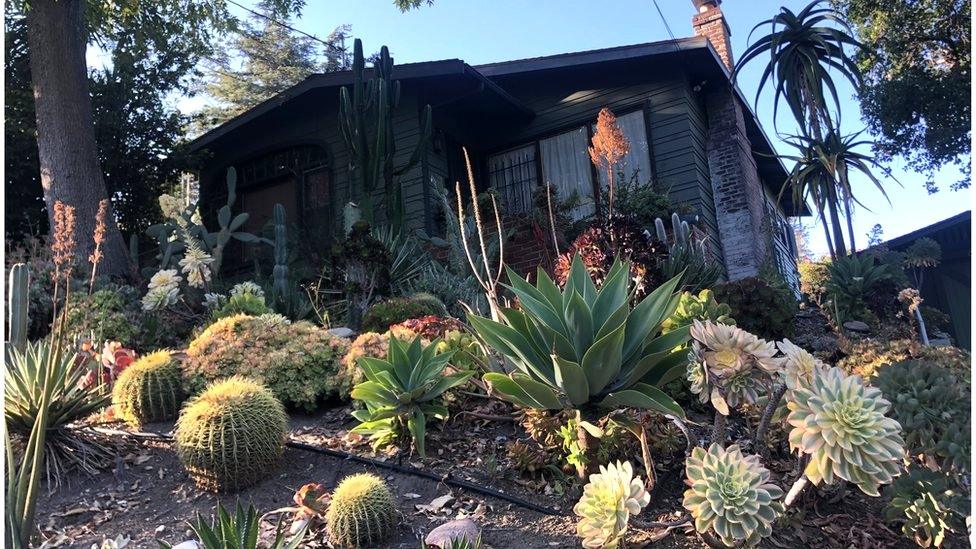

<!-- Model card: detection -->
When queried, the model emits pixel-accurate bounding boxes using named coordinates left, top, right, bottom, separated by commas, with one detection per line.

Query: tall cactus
left=653, top=213, right=722, bottom=293
left=338, top=39, right=432, bottom=230
left=271, top=204, right=288, bottom=302
left=7, top=263, right=29, bottom=353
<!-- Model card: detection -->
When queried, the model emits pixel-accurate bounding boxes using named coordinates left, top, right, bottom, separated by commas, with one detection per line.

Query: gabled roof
left=885, top=210, right=971, bottom=251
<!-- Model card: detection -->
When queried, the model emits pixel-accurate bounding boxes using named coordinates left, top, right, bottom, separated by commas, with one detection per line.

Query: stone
left=424, top=519, right=480, bottom=548
left=843, top=320, right=871, bottom=333
left=326, top=327, right=355, bottom=338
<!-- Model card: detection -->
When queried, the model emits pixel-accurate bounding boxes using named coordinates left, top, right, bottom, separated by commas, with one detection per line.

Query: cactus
left=653, top=212, right=721, bottom=293
left=7, top=263, right=29, bottom=353
left=338, top=38, right=432, bottom=229
left=175, top=376, right=286, bottom=492
left=111, top=350, right=184, bottom=428
left=271, top=203, right=289, bottom=302
left=325, top=473, right=396, bottom=548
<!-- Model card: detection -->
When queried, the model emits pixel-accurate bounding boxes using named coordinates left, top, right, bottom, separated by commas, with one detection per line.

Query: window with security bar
left=488, top=144, right=537, bottom=215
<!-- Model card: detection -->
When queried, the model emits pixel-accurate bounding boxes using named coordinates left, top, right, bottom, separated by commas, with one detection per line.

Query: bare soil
left=35, top=402, right=946, bottom=549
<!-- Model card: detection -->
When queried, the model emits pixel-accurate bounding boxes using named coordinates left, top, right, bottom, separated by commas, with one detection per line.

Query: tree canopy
left=832, top=0, right=971, bottom=192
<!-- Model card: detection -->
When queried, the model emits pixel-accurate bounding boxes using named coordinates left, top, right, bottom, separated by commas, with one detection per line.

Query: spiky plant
left=686, top=321, right=782, bottom=416
left=885, top=467, right=967, bottom=548
left=175, top=377, right=286, bottom=492
left=160, top=500, right=306, bottom=549
left=325, top=473, right=396, bottom=548
left=786, top=367, right=904, bottom=496
left=111, top=350, right=184, bottom=427
left=350, top=335, right=472, bottom=457
left=573, top=461, right=650, bottom=549
left=506, top=440, right=551, bottom=475
left=682, top=444, right=784, bottom=547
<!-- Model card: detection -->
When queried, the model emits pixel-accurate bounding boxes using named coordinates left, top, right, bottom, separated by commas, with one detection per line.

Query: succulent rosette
left=786, top=367, right=905, bottom=496
left=683, top=444, right=784, bottom=547
left=687, top=321, right=783, bottom=415
left=776, top=338, right=828, bottom=391
left=574, top=461, right=650, bottom=549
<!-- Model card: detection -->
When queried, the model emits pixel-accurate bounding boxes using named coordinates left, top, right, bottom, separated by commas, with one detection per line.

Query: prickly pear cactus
left=112, top=350, right=184, bottom=427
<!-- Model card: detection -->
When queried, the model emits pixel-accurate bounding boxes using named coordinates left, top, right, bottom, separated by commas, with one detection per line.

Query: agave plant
left=161, top=501, right=306, bottom=549
left=786, top=367, right=904, bottom=496
left=5, top=340, right=110, bottom=483
left=824, top=253, right=893, bottom=323
left=350, top=335, right=473, bottom=457
left=471, top=254, right=688, bottom=417
left=573, top=461, right=650, bottom=549
left=683, top=444, right=784, bottom=547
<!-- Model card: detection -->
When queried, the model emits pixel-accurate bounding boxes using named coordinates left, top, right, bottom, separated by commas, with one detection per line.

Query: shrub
left=361, top=294, right=448, bottom=333
left=574, top=461, right=649, bottom=548
left=824, top=253, right=900, bottom=324
left=326, top=473, right=396, bottom=548
left=337, top=332, right=393, bottom=399
left=389, top=315, right=465, bottom=339
left=661, top=289, right=734, bottom=335
left=111, top=350, right=184, bottom=427
left=798, top=259, right=830, bottom=305
left=183, top=314, right=348, bottom=411
left=837, top=338, right=971, bottom=379
left=683, top=444, right=783, bottom=547
left=712, top=276, right=797, bottom=340
left=349, top=335, right=471, bottom=456
left=885, top=467, right=967, bottom=548
left=874, top=359, right=970, bottom=472
left=175, top=376, right=286, bottom=492
left=64, top=285, right=143, bottom=345
left=786, top=367, right=904, bottom=496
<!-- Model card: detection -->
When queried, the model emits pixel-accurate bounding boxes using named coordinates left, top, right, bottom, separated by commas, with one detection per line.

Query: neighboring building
left=188, top=0, right=808, bottom=288
left=884, top=210, right=971, bottom=349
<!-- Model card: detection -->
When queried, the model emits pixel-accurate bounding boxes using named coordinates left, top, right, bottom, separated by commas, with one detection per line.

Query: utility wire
left=652, top=0, right=677, bottom=42
left=225, top=0, right=335, bottom=49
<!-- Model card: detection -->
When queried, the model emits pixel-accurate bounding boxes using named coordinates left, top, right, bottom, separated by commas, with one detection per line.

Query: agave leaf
left=599, top=383, right=685, bottom=418
left=591, top=259, right=629, bottom=330
left=565, top=291, right=594, bottom=359
left=483, top=373, right=561, bottom=409
left=417, top=371, right=474, bottom=402
left=552, top=355, right=589, bottom=407
left=623, top=274, right=682, bottom=363
left=580, top=322, right=625, bottom=396
left=350, top=381, right=399, bottom=406
left=467, top=315, right=554, bottom=383
left=408, top=409, right=427, bottom=457
left=640, top=350, right=690, bottom=387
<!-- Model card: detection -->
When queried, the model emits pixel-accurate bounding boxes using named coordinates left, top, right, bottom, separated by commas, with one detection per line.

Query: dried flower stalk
left=89, top=199, right=109, bottom=295
left=588, top=108, right=630, bottom=220
left=456, top=147, right=504, bottom=321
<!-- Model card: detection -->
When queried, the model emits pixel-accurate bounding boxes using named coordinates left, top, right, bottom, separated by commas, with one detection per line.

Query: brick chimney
left=692, top=0, right=733, bottom=69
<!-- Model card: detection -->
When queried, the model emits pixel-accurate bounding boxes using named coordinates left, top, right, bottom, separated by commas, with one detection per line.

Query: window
left=594, top=110, right=652, bottom=189
left=540, top=127, right=594, bottom=220
left=488, top=144, right=537, bottom=214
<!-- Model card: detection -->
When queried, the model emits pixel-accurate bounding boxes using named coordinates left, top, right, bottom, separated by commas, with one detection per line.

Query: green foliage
left=884, top=467, right=968, bottom=548
left=175, top=376, right=286, bottom=492
left=338, top=38, right=432, bottom=226
left=184, top=314, right=348, bottom=411
left=653, top=213, right=722, bottom=294
left=211, top=291, right=272, bottom=321
left=64, top=285, right=143, bottom=345
left=661, top=289, right=735, bottom=335
left=163, top=501, right=306, bottom=549
left=472, top=254, right=689, bottom=417
left=111, top=350, right=184, bottom=428
left=874, top=359, right=970, bottom=472
left=6, top=263, right=29, bottom=352
left=600, top=172, right=673, bottom=231
left=361, top=294, right=448, bottom=333
left=573, top=461, right=650, bottom=548
left=798, top=259, right=831, bottom=305
left=682, top=444, right=784, bottom=547
left=372, top=225, right=431, bottom=294
left=834, top=0, right=971, bottom=192
left=325, top=473, right=396, bottom=548
left=837, top=337, right=972, bottom=379
left=712, top=277, right=797, bottom=340
left=333, top=220, right=392, bottom=329
left=824, top=253, right=895, bottom=323
left=350, top=335, right=472, bottom=456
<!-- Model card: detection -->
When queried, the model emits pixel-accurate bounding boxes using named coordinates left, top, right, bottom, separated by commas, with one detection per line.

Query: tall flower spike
left=574, top=461, right=650, bottom=549
left=787, top=367, right=905, bottom=496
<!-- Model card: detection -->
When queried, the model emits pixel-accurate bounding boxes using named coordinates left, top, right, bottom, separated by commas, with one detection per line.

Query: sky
left=101, top=0, right=972, bottom=258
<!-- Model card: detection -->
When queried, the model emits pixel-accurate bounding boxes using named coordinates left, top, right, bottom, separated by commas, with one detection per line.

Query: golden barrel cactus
left=326, top=472, right=396, bottom=547
left=175, top=376, right=286, bottom=492
left=111, top=350, right=184, bottom=427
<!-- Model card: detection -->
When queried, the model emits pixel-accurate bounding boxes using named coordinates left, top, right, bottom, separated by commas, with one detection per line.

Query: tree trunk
left=26, top=0, right=129, bottom=277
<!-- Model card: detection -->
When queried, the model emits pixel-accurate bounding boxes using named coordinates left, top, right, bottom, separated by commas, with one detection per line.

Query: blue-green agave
left=470, top=254, right=689, bottom=417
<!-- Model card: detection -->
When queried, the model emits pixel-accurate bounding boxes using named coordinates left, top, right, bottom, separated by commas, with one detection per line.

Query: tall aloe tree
left=734, top=1, right=866, bottom=257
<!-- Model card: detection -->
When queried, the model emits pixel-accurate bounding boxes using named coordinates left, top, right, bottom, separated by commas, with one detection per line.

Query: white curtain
left=594, top=109, right=652, bottom=190
left=540, top=127, right=595, bottom=220
left=488, top=144, right=536, bottom=214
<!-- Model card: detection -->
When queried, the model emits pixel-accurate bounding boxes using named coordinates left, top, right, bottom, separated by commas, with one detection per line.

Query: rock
left=327, top=327, right=355, bottom=338
left=424, top=519, right=480, bottom=548
left=843, top=320, right=870, bottom=333
left=169, top=542, right=199, bottom=549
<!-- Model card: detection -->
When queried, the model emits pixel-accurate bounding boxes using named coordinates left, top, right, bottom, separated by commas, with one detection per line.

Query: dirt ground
left=35, top=403, right=945, bottom=549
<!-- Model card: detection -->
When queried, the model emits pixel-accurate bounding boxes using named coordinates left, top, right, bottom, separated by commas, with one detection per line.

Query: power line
left=224, top=0, right=335, bottom=49
left=652, top=0, right=677, bottom=42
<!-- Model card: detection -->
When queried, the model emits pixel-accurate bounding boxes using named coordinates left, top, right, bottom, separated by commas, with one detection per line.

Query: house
left=188, top=0, right=808, bottom=290
left=884, top=210, right=971, bottom=349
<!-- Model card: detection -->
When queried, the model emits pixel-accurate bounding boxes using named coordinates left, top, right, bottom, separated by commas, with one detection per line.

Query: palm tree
left=734, top=1, right=866, bottom=258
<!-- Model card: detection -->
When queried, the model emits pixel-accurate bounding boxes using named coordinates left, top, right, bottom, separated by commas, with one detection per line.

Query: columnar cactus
left=111, top=350, right=184, bottom=427
left=573, top=461, right=650, bottom=549
left=682, top=444, right=784, bottom=547
left=325, top=473, right=396, bottom=548
left=7, top=263, right=29, bottom=352
left=175, top=376, right=286, bottom=492
left=786, top=367, right=905, bottom=496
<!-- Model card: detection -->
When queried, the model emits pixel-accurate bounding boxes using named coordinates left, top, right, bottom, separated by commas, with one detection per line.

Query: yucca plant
left=350, top=335, right=473, bottom=457
left=160, top=501, right=306, bottom=549
left=470, top=254, right=689, bottom=475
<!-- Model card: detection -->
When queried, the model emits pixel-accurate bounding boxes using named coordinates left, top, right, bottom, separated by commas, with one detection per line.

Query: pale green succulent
left=776, top=338, right=828, bottom=392
left=687, top=321, right=783, bottom=415
left=662, top=289, right=735, bottom=334
left=682, top=444, right=784, bottom=547
left=573, top=461, right=650, bottom=549
left=786, top=367, right=905, bottom=496
left=885, top=467, right=967, bottom=548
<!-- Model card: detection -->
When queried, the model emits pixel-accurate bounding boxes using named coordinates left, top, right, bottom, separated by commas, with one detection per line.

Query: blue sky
left=148, top=0, right=972, bottom=257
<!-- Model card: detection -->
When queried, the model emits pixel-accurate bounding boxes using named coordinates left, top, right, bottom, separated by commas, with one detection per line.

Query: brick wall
left=692, top=2, right=734, bottom=70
